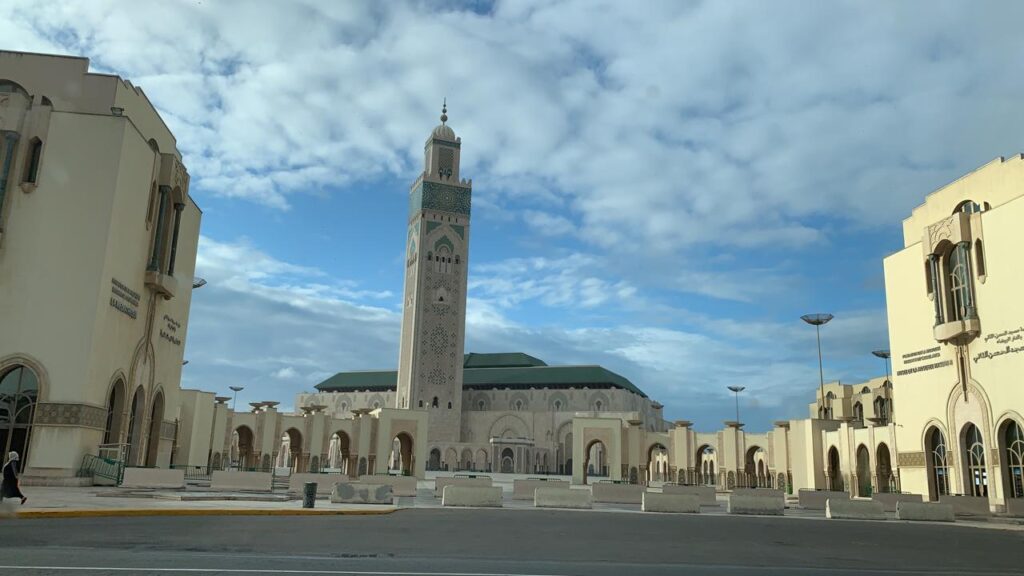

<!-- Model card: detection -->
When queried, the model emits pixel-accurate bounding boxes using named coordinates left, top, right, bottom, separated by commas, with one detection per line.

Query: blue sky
left=5, top=0, right=1022, bottom=429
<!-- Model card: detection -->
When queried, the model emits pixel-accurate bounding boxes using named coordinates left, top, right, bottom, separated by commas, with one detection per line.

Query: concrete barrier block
left=358, top=475, right=417, bottom=497
left=513, top=479, right=570, bottom=500
left=442, top=485, right=503, bottom=508
left=826, top=498, right=886, bottom=521
left=872, top=493, right=923, bottom=512
left=210, top=471, right=273, bottom=492
left=535, top=487, right=592, bottom=509
left=732, top=488, right=784, bottom=499
left=662, top=485, right=716, bottom=506
left=896, top=501, right=955, bottom=522
left=727, top=493, right=784, bottom=516
left=939, top=495, right=992, bottom=516
left=592, top=483, right=644, bottom=504
left=799, top=489, right=849, bottom=510
left=434, top=476, right=492, bottom=498
left=330, top=482, right=393, bottom=505
left=289, top=473, right=346, bottom=495
left=643, top=492, right=700, bottom=514
left=121, top=468, right=185, bottom=489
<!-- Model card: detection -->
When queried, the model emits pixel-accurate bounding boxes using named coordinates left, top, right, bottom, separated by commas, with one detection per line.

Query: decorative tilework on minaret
left=395, top=101, right=472, bottom=443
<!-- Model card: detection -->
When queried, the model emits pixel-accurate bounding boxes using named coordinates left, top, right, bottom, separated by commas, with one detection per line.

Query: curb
left=13, top=507, right=398, bottom=519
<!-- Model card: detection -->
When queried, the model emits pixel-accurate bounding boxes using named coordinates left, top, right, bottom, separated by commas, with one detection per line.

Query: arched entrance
left=125, top=387, right=145, bottom=465
left=646, top=443, right=668, bottom=484
left=500, top=447, right=515, bottom=474
left=827, top=446, right=843, bottom=492
left=475, top=449, right=489, bottom=472
left=1000, top=420, right=1024, bottom=500
left=696, top=445, right=716, bottom=486
left=0, top=365, right=39, bottom=472
left=744, top=446, right=765, bottom=488
left=582, top=440, right=606, bottom=485
left=876, top=443, right=895, bottom=493
left=285, top=428, right=304, bottom=472
left=103, top=379, right=126, bottom=445
left=234, top=426, right=255, bottom=469
left=428, top=448, right=441, bottom=471
left=461, top=448, right=473, bottom=471
left=144, top=391, right=164, bottom=467
left=391, top=433, right=414, bottom=476
left=329, top=431, right=352, bottom=474
left=962, top=423, right=988, bottom=497
left=926, top=427, right=950, bottom=501
left=856, top=444, right=871, bottom=497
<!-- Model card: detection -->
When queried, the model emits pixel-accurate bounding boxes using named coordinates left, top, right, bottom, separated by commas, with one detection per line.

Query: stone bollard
left=303, top=482, right=317, bottom=509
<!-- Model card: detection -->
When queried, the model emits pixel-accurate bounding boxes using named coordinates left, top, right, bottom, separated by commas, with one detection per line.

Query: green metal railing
left=78, top=454, right=125, bottom=485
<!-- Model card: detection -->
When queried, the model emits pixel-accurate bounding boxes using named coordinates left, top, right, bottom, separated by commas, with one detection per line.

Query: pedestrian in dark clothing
left=1, top=451, right=27, bottom=505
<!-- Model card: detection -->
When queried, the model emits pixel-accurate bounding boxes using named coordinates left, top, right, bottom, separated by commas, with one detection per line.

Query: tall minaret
left=396, top=101, right=471, bottom=443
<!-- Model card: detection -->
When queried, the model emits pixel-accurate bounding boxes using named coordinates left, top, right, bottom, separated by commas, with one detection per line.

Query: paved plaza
left=1, top=509, right=1022, bottom=576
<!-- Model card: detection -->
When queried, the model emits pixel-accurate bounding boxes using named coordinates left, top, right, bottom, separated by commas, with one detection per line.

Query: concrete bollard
left=896, top=501, right=955, bottom=522
left=434, top=476, right=492, bottom=498
left=302, top=482, right=317, bottom=508
left=727, top=493, right=784, bottom=516
left=642, top=492, right=700, bottom=514
left=592, top=483, right=644, bottom=504
left=513, top=479, right=570, bottom=500
left=330, top=483, right=393, bottom=505
left=534, top=487, right=592, bottom=509
left=825, top=498, right=886, bottom=521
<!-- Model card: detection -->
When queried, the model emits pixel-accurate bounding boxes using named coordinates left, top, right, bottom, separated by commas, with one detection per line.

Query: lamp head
left=727, top=386, right=746, bottom=393
left=801, top=313, right=834, bottom=326
left=229, top=386, right=244, bottom=393
left=872, top=349, right=891, bottom=359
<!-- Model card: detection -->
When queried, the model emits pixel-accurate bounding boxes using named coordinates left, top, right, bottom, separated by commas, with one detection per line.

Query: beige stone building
left=0, top=51, right=200, bottom=481
left=884, top=154, right=1024, bottom=514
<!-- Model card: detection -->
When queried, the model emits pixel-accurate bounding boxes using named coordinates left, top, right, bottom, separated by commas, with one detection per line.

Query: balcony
left=933, top=317, right=980, bottom=344
left=145, top=270, right=178, bottom=299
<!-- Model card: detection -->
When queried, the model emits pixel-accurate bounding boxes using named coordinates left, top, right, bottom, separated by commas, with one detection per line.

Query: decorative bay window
left=945, top=241, right=976, bottom=322
left=144, top=153, right=190, bottom=299
left=924, top=209, right=982, bottom=343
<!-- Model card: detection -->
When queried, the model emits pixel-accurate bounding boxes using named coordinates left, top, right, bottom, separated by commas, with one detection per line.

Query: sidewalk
left=5, top=486, right=397, bottom=518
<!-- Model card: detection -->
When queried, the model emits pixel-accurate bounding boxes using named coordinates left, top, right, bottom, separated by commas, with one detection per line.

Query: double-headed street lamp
left=801, top=313, right=834, bottom=420
left=229, top=385, right=244, bottom=412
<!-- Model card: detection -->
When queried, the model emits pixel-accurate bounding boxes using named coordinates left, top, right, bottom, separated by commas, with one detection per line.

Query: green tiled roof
left=313, top=353, right=647, bottom=398
left=463, top=352, right=547, bottom=369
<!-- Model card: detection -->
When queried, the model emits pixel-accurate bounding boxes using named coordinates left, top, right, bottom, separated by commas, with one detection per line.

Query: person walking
left=1, top=451, right=27, bottom=505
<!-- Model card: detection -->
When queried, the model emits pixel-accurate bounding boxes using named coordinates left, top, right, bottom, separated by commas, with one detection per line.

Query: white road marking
left=0, top=567, right=568, bottom=576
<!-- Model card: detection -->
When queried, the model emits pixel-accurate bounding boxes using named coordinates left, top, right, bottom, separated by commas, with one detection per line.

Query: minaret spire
left=441, top=98, right=448, bottom=125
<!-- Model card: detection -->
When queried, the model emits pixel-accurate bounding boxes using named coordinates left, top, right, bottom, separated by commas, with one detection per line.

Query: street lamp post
left=872, top=349, right=891, bottom=384
left=727, top=386, right=745, bottom=425
left=229, top=386, right=244, bottom=412
left=801, top=313, right=834, bottom=419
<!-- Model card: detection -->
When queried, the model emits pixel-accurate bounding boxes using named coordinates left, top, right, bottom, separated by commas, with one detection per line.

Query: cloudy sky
left=5, top=0, right=1022, bottom=429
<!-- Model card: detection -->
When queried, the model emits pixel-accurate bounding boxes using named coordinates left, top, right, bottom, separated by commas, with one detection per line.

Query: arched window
left=975, top=240, right=986, bottom=278
left=22, top=138, right=42, bottom=184
left=963, top=424, right=988, bottom=497
left=595, top=400, right=603, bottom=412
left=447, top=401, right=452, bottom=409
left=927, top=428, right=950, bottom=500
left=553, top=400, right=562, bottom=411
left=477, top=400, right=485, bottom=410
left=852, top=402, right=864, bottom=422
left=874, top=397, right=889, bottom=425
left=431, top=397, right=439, bottom=408
left=1004, top=421, right=1024, bottom=499
left=861, top=386, right=871, bottom=394
left=455, top=255, right=460, bottom=266
left=372, top=402, right=380, bottom=410
left=418, top=400, right=424, bottom=408
left=514, top=400, right=523, bottom=411
left=944, top=244, right=973, bottom=321
left=0, top=365, right=39, bottom=472
left=956, top=200, right=982, bottom=214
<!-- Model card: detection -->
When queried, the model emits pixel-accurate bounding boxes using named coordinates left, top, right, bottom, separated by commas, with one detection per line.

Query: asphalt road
left=0, top=509, right=1021, bottom=575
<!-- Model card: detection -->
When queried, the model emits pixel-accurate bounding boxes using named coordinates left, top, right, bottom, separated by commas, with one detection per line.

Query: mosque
left=2, top=51, right=1022, bottom=515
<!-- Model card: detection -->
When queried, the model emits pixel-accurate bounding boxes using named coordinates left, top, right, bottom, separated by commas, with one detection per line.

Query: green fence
left=78, top=454, right=125, bottom=485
